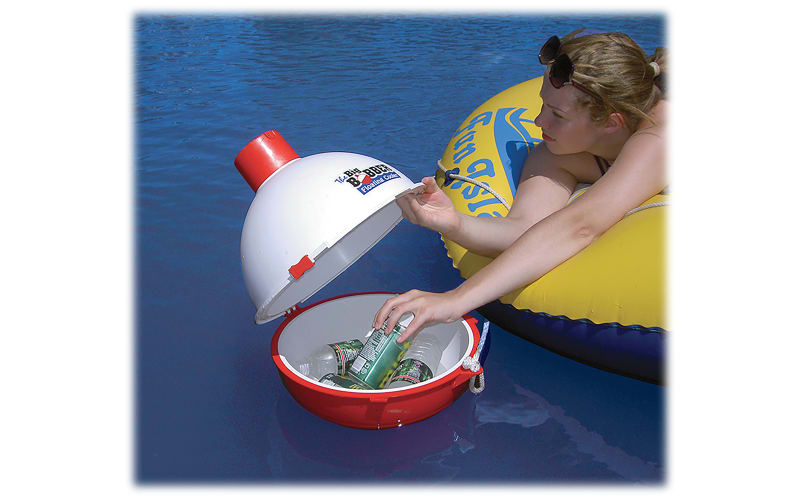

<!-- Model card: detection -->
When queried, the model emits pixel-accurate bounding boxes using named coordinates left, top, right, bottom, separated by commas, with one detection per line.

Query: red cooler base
left=271, top=292, right=482, bottom=429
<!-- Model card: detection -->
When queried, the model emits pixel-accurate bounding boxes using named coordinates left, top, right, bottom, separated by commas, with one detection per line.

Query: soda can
left=386, top=358, right=434, bottom=388
left=347, top=314, right=413, bottom=389
left=318, top=373, right=370, bottom=390
left=328, top=339, right=365, bottom=375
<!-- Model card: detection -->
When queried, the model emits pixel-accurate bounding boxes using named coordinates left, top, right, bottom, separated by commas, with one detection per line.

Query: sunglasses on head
left=538, top=35, right=603, bottom=103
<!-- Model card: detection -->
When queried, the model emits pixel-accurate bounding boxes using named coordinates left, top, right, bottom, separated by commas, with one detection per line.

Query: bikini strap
left=593, top=155, right=610, bottom=174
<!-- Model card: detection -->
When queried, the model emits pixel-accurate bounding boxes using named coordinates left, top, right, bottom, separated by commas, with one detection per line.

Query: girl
left=374, top=30, right=667, bottom=342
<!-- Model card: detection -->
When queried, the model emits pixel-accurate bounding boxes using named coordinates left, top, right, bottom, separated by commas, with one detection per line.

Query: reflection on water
left=271, top=371, right=661, bottom=482
left=475, top=383, right=662, bottom=482
left=274, top=386, right=478, bottom=481
left=477, top=397, right=550, bottom=428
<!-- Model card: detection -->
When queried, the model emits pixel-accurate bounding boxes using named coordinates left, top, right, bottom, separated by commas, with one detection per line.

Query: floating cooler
left=235, top=130, right=487, bottom=429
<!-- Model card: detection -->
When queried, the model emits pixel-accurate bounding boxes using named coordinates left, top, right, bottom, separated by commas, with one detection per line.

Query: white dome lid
left=236, top=132, right=423, bottom=324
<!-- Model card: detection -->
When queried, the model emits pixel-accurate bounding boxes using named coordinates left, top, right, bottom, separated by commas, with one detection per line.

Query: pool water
left=136, top=14, right=665, bottom=483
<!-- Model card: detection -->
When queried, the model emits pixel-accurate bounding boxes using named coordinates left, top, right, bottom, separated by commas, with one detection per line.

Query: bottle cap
left=234, top=130, right=300, bottom=191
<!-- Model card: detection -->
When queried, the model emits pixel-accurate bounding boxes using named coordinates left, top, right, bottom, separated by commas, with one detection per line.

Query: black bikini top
left=594, top=155, right=611, bottom=175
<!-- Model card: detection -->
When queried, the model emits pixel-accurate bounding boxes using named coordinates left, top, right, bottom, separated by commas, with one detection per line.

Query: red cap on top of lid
left=234, top=130, right=300, bottom=191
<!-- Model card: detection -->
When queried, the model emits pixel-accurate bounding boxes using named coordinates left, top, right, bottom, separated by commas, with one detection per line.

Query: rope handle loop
left=463, top=356, right=484, bottom=394
left=463, top=321, right=490, bottom=394
left=462, top=356, right=481, bottom=373
left=470, top=373, right=485, bottom=394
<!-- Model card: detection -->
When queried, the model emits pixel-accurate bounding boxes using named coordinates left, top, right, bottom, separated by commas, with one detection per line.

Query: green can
left=318, top=373, right=370, bottom=390
left=386, top=358, right=434, bottom=388
left=347, top=314, right=414, bottom=389
left=326, top=339, right=365, bottom=375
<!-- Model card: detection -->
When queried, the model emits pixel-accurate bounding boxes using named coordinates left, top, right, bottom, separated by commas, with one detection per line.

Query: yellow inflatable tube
left=438, top=77, right=667, bottom=331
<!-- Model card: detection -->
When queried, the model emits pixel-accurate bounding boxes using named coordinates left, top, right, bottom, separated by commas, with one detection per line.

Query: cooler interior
left=276, top=293, right=473, bottom=391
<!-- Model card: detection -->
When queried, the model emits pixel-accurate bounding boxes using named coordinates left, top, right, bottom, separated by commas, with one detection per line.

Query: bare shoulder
left=520, top=143, right=605, bottom=185
left=509, top=144, right=589, bottom=227
left=574, top=108, right=667, bottom=223
left=633, top=99, right=667, bottom=139
left=623, top=100, right=667, bottom=164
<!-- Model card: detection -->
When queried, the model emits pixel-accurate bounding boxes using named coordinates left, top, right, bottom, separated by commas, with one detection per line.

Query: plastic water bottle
left=296, top=339, right=365, bottom=381
left=347, top=313, right=415, bottom=389
left=385, top=331, right=444, bottom=389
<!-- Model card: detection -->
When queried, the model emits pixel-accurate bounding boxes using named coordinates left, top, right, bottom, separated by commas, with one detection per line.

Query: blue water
left=136, top=14, right=666, bottom=483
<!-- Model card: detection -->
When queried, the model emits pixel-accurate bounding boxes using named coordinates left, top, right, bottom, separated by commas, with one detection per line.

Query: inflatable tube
left=438, top=77, right=666, bottom=384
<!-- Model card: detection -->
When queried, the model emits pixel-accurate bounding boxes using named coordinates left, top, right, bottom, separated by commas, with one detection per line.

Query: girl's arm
left=440, top=144, right=580, bottom=257
left=376, top=129, right=667, bottom=341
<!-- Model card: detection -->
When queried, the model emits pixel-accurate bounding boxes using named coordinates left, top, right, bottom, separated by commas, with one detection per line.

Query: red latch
left=289, top=255, right=314, bottom=279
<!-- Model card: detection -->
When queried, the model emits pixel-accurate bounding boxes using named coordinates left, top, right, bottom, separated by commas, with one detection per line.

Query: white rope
left=462, top=321, right=490, bottom=394
left=462, top=357, right=485, bottom=394
left=624, top=201, right=669, bottom=216
left=437, top=160, right=511, bottom=211
left=565, top=182, right=670, bottom=217
left=462, top=357, right=481, bottom=372
left=469, top=372, right=485, bottom=393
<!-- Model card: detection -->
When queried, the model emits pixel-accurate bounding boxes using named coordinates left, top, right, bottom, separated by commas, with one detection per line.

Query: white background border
left=3, top=0, right=797, bottom=497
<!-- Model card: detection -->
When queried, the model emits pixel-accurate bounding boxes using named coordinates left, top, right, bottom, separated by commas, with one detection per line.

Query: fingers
left=398, top=177, right=441, bottom=227
left=419, top=177, right=442, bottom=199
left=372, top=290, right=421, bottom=333
left=385, top=290, right=421, bottom=334
left=372, top=289, right=460, bottom=343
left=372, top=296, right=394, bottom=330
left=396, top=315, right=425, bottom=343
left=374, top=288, right=464, bottom=346
left=395, top=195, right=417, bottom=224
left=422, top=176, right=440, bottom=193
left=372, top=292, right=405, bottom=330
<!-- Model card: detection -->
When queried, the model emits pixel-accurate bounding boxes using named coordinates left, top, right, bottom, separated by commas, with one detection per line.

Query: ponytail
left=649, top=46, right=667, bottom=97
left=560, top=31, right=668, bottom=129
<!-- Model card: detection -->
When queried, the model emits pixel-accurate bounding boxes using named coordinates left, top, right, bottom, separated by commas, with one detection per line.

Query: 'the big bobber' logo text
left=334, top=164, right=399, bottom=195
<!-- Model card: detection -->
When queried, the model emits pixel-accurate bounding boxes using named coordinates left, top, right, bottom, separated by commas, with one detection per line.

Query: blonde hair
left=560, top=29, right=667, bottom=130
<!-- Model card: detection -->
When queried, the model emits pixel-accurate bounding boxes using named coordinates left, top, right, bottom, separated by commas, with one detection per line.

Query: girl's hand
left=396, top=176, right=461, bottom=235
left=372, top=289, right=466, bottom=343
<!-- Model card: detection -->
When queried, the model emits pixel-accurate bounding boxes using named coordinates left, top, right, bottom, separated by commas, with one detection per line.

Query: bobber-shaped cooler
left=234, top=130, right=488, bottom=429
